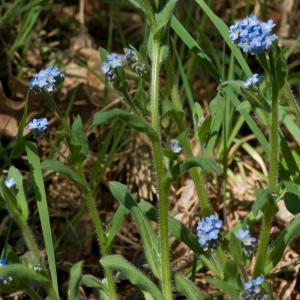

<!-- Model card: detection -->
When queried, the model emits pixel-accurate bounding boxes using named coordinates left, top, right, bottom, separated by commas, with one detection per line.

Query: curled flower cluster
left=241, top=277, right=267, bottom=300
left=169, top=139, right=182, bottom=154
left=30, top=66, right=64, bottom=93
left=0, top=258, right=13, bottom=285
left=5, top=178, right=16, bottom=188
left=229, top=16, right=277, bottom=55
left=236, top=229, right=256, bottom=255
left=100, top=53, right=123, bottom=81
left=197, top=215, right=223, bottom=251
left=125, top=46, right=147, bottom=75
left=243, top=74, right=263, bottom=88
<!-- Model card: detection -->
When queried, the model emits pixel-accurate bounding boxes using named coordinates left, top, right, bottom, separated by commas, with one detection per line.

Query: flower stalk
left=150, top=40, right=173, bottom=300
left=78, top=168, right=118, bottom=300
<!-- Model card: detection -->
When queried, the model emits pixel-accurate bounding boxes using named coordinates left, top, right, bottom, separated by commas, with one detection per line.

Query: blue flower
left=0, top=258, right=8, bottom=267
left=229, top=16, right=277, bottom=55
left=243, top=74, right=263, bottom=88
left=169, top=139, right=182, bottom=154
left=236, top=229, right=256, bottom=255
left=27, top=118, right=48, bottom=134
left=5, top=178, right=16, bottom=188
left=242, top=277, right=266, bottom=299
left=100, top=53, right=123, bottom=81
left=30, top=66, right=64, bottom=93
left=197, top=214, right=223, bottom=251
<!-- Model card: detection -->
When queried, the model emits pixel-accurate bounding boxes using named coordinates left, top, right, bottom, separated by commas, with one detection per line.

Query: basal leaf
left=68, top=261, right=82, bottom=300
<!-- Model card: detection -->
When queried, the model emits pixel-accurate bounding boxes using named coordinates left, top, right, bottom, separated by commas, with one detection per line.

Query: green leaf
left=208, top=278, right=239, bottom=299
left=174, top=273, right=205, bottom=300
left=108, top=182, right=160, bottom=278
left=283, top=182, right=300, bottom=215
left=228, top=233, right=245, bottom=268
left=252, top=189, right=278, bottom=217
left=68, top=261, right=82, bottom=300
left=100, top=255, right=164, bottom=300
left=81, top=274, right=107, bottom=290
left=139, top=201, right=201, bottom=255
left=198, top=115, right=212, bottom=142
left=105, top=204, right=129, bottom=252
left=7, top=166, right=28, bottom=222
left=92, top=109, right=158, bottom=142
left=154, top=0, right=177, bottom=35
left=193, top=0, right=252, bottom=77
left=224, top=260, right=239, bottom=284
left=25, top=141, right=59, bottom=297
left=0, top=264, right=48, bottom=283
left=170, top=157, right=220, bottom=180
left=171, top=16, right=219, bottom=81
left=41, top=160, right=83, bottom=187
left=266, top=214, right=300, bottom=272
left=69, top=115, right=89, bottom=165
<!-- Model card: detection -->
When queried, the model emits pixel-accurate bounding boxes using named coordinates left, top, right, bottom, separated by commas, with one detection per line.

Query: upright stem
left=253, top=212, right=272, bottom=276
left=78, top=169, right=118, bottom=300
left=166, top=62, right=211, bottom=216
left=150, top=41, right=173, bottom=300
left=254, top=51, right=278, bottom=276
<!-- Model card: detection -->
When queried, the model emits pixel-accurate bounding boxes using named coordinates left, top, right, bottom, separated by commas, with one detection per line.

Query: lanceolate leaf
left=7, top=166, right=28, bottom=222
left=25, top=141, right=59, bottom=297
left=68, top=261, right=82, bottom=300
left=0, top=264, right=48, bottom=283
left=154, top=0, right=177, bottom=35
left=41, top=160, right=84, bottom=187
left=208, top=278, right=239, bottom=299
left=266, top=214, right=300, bottom=272
left=169, top=157, right=220, bottom=181
left=174, top=273, right=205, bottom=300
left=108, top=182, right=160, bottom=278
left=92, top=109, right=158, bottom=142
left=100, top=255, right=164, bottom=300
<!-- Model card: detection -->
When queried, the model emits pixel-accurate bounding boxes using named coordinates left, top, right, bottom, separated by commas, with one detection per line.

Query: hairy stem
left=150, top=40, right=173, bottom=300
left=78, top=169, right=118, bottom=300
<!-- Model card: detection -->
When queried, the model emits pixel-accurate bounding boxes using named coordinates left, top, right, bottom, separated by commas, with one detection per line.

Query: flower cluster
left=236, top=229, right=256, bottom=255
left=27, top=118, right=48, bottom=139
left=0, top=258, right=13, bottom=285
left=30, top=66, right=64, bottom=93
left=197, top=215, right=223, bottom=251
left=243, top=74, right=263, bottom=88
left=241, top=277, right=267, bottom=300
left=229, top=16, right=277, bottom=55
left=5, top=178, right=16, bottom=188
left=100, top=53, right=123, bottom=81
left=169, top=139, right=182, bottom=154
left=125, top=46, right=147, bottom=75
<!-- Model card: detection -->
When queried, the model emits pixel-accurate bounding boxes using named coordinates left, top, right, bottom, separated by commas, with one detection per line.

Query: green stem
left=78, top=169, right=118, bottom=300
left=150, top=41, right=173, bottom=300
left=166, top=62, right=211, bottom=216
left=253, top=213, right=272, bottom=276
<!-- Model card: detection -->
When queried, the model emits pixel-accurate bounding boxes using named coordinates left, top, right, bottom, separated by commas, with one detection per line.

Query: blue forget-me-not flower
left=5, top=178, right=16, bottom=189
left=241, top=276, right=267, bottom=300
left=197, top=215, right=223, bottom=251
left=30, top=66, right=64, bottom=93
left=27, top=118, right=48, bottom=139
left=100, top=53, right=123, bottom=81
left=124, top=46, right=147, bottom=75
left=229, top=16, right=277, bottom=55
left=169, top=139, right=182, bottom=154
left=236, top=229, right=256, bottom=255
left=0, top=258, right=13, bottom=285
left=243, top=74, right=263, bottom=88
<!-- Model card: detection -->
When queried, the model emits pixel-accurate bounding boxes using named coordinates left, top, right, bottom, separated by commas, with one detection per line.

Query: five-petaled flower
left=100, top=53, right=123, bottom=81
left=5, top=178, right=16, bottom=189
left=241, top=277, right=266, bottom=300
left=236, top=229, right=256, bottom=255
left=229, top=16, right=277, bottom=55
left=169, top=139, right=182, bottom=154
